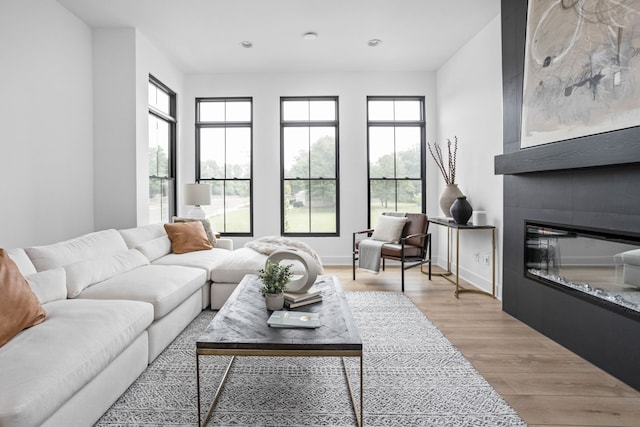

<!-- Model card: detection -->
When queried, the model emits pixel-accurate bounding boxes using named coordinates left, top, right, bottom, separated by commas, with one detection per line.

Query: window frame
left=148, top=74, right=177, bottom=223
left=195, top=97, right=253, bottom=236
left=366, top=95, right=426, bottom=228
left=280, top=96, right=340, bottom=237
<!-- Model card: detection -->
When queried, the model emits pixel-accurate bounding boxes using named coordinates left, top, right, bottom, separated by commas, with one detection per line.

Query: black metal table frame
left=424, top=218, right=496, bottom=298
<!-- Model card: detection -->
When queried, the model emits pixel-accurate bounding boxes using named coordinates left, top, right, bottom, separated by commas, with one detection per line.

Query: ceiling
left=56, top=0, right=500, bottom=74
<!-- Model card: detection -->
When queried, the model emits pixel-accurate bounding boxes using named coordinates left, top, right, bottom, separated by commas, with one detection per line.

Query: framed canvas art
left=521, top=0, right=640, bottom=148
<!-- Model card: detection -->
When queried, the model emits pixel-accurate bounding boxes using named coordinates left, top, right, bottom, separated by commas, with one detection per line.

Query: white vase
left=439, top=184, right=464, bottom=217
left=264, top=292, right=284, bottom=311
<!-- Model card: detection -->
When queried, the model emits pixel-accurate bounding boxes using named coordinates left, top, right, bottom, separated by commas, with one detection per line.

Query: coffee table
left=196, top=274, right=363, bottom=426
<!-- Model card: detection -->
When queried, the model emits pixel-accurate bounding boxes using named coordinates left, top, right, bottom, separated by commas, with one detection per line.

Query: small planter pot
left=264, top=292, right=285, bottom=311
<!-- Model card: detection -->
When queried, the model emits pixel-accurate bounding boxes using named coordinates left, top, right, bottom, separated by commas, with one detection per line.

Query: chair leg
left=401, top=261, right=405, bottom=292
left=352, top=252, right=356, bottom=280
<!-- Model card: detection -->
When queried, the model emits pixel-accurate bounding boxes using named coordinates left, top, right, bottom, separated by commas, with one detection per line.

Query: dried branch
left=428, top=136, right=458, bottom=185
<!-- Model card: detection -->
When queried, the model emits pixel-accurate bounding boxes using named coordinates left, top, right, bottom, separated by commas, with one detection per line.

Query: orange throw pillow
left=164, top=221, right=213, bottom=254
left=0, top=248, right=46, bottom=348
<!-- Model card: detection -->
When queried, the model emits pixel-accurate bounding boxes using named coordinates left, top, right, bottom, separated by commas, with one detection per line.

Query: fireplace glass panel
left=526, top=222, right=640, bottom=315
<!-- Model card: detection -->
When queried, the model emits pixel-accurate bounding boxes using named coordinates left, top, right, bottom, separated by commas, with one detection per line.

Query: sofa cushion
left=153, top=247, right=231, bottom=276
left=76, top=265, right=206, bottom=319
left=209, top=247, right=268, bottom=283
left=164, top=221, right=213, bottom=254
left=136, top=235, right=172, bottom=262
left=26, top=267, right=67, bottom=304
left=7, top=248, right=37, bottom=276
left=0, top=298, right=153, bottom=427
left=64, top=249, right=150, bottom=298
left=0, top=249, right=46, bottom=348
left=118, top=223, right=166, bottom=249
left=25, top=229, right=127, bottom=271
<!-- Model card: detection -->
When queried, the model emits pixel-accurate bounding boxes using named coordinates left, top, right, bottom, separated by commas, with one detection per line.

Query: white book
left=267, top=311, right=320, bottom=328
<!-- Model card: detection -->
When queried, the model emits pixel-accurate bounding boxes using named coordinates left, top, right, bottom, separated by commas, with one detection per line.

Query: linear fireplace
left=525, top=221, right=640, bottom=319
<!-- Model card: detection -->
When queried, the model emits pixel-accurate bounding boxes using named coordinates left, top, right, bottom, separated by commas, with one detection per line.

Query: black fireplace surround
left=496, top=1, right=640, bottom=390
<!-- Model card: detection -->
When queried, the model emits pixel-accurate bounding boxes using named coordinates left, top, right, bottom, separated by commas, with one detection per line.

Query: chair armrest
left=353, top=229, right=374, bottom=251
left=353, top=229, right=374, bottom=236
left=402, top=231, right=430, bottom=241
left=400, top=232, right=431, bottom=252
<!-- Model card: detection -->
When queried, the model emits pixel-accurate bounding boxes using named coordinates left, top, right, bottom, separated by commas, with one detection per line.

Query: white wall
left=93, top=28, right=137, bottom=231
left=184, top=71, right=439, bottom=264
left=93, top=28, right=184, bottom=230
left=0, top=0, right=94, bottom=248
left=435, top=15, right=504, bottom=297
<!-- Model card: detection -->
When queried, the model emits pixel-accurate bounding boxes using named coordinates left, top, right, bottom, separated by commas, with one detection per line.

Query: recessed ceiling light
left=368, top=39, right=382, bottom=47
left=303, top=32, right=318, bottom=40
left=240, top=41, right=253, bottom=48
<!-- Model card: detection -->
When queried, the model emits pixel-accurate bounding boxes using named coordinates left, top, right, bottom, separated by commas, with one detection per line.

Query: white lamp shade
left=184, top=183, right=212, bottom=206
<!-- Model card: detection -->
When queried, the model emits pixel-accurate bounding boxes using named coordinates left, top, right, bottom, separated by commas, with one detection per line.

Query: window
left=281, top=97, right=339, bottom=236
left=148, top=76, right=176, bottom=223
left=367, top=96, right=426, bottom=226
left=196, top=98, right=252, bottom=235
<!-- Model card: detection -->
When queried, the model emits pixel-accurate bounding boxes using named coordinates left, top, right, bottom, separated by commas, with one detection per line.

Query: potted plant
left=258, top=261, right=293, bottom=310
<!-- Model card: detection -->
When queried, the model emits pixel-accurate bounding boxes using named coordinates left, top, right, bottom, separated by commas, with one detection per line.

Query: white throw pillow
left=371, top=215, right=407, bottom=243
left=26, top=268, right=67, bottom=304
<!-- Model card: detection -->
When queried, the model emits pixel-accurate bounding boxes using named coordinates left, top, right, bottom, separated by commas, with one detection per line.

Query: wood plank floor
left=327, top=265, right=640, bottom=427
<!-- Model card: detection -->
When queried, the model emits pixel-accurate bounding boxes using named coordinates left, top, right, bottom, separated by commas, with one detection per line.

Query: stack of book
left=283, top=287, right=322, bottom=309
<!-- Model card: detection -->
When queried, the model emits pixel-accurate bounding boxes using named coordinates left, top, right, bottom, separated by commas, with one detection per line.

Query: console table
left=425, top=218, right=496, bottom=298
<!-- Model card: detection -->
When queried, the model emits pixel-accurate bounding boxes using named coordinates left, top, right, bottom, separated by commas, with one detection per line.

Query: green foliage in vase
left=258, top=261, right=293, bottom=295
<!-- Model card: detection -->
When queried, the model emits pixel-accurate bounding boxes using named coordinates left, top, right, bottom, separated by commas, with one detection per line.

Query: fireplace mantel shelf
left=495, top=128, right=640, bottom=175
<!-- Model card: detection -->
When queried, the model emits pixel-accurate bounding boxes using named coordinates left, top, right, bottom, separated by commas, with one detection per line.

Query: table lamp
left=184, top=183, right=211, bottom=219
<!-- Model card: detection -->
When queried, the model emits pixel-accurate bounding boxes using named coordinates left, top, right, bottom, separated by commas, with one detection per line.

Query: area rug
left=96, top=292, right=526, bottom=426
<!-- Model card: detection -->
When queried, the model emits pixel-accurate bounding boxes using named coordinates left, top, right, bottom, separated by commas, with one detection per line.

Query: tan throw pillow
left=0, top=248, right=46, bottom=348
left=172, top=216, right=217, bottom=247
left=371, top=215, right=408, bottom=243
left=164, top=221, right=213, bottom=254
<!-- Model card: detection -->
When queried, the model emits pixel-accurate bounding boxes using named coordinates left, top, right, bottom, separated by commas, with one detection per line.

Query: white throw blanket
left=245, top=236, right=323, bottom=273
left=358, top=239, right=386, bottom=274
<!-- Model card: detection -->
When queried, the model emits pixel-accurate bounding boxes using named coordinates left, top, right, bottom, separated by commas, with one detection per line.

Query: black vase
left=450, top=197, right=473, bottom=225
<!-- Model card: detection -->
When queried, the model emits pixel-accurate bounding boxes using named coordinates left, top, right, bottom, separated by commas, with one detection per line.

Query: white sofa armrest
left=216, top=238, right=233, bottom=251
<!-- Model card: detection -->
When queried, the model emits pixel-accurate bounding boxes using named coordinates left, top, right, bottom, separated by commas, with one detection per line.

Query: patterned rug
left=96, top=292, right=526, bottom=426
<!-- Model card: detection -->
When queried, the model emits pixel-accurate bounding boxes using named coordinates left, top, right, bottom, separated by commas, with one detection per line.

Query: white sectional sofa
left=0, top=223, right=269, bottom=427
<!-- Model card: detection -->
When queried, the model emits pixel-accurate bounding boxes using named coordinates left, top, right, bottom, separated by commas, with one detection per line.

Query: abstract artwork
left=521, top=0, right=640, bottom=148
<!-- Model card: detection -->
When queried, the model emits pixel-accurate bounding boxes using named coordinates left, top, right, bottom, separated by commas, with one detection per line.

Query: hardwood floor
left=327, top=265, right=640, bottom=427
